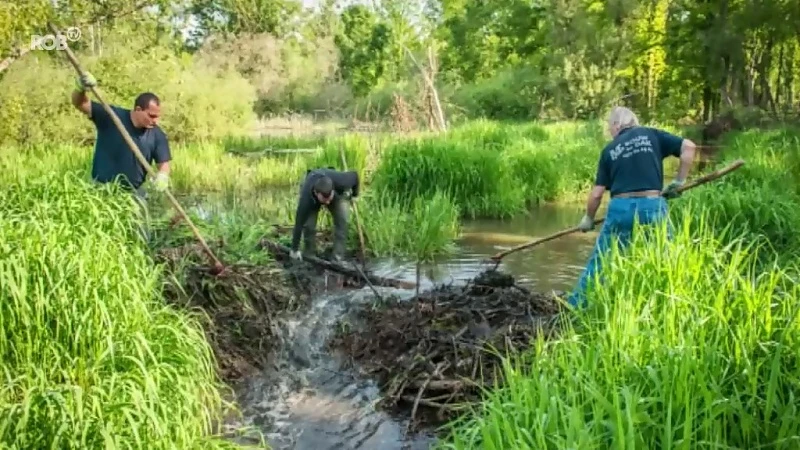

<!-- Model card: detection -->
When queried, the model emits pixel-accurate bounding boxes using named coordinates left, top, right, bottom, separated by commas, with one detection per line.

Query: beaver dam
left=149, top=216, right=587, bottom=447
left=327, top=269, right=566, bottom=431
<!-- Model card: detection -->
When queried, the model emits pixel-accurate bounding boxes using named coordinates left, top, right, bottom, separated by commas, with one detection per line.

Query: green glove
left=662, top=179, right=685, bottom=199
left=75, top=72, right=97, bottom=91
left=152, top=172, right=169, bottom=192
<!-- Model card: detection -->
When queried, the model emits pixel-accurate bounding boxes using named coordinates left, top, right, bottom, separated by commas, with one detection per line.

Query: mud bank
left=327, top=269, right=566, bottom=431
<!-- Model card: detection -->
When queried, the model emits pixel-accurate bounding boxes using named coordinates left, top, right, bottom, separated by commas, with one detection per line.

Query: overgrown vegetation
left=437, top=209, right=800, bottom=449
left=0, top=172, right=238, bottom=448
left=3, top=1, right=800, bottom=447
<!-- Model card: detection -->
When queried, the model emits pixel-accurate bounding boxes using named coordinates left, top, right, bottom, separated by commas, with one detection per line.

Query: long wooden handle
left=339, top=146, right=367, bottom=263
left=48, top=22, right=224, bottom=272
left=489, top=159, right=746, bottom=262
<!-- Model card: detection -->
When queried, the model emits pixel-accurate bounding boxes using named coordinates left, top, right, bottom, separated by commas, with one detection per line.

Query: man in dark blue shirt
left=71, top=72, right=172, bottom=200
left=566, top=106, right=696, bottom=308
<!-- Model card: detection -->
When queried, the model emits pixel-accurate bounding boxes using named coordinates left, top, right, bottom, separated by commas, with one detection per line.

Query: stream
left=187, top=197, right=600, bottom=449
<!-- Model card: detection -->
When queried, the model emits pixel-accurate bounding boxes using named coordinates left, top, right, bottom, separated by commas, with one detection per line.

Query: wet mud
left=327, top=269, right=566, bottom=431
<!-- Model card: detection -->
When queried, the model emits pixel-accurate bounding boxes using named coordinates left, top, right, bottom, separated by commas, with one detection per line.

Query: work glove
left=152, top=172, right=169, bottom=192
left=290, top=250, right=302, bottom=261
left=577, top=214, right=595, bottom=232
left=75, top=72, right=97, bottom=91
left=662, top=179, right=685, bottom=199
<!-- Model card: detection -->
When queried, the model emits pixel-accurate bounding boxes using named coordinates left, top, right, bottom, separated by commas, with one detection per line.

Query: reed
left=0, top=172, right=241, bottom=448
left=437, top=207, right=800, bottom=449
left=354, top=190, right=461, bottom=261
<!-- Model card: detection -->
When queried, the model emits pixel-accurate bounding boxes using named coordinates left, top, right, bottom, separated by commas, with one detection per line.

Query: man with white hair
left=566, top=106, right=696, bottom=308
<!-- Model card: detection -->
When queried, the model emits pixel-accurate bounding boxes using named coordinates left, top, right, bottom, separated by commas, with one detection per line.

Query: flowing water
left=184, top=197, right=602, bottom=449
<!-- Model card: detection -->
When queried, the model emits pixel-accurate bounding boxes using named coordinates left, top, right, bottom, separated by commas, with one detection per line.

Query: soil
left=326, top=268, right=567, bottom=431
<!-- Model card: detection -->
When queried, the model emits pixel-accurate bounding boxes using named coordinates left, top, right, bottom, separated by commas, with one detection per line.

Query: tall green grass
left=437, top=208, right=800, bottom=449
left=354, top=190, right=461, bottom=261
left=370, top=121, right=606, bottom=218
left=0, top=172, right=241, bottom=448
left=670, top=125, right=800, bottom=266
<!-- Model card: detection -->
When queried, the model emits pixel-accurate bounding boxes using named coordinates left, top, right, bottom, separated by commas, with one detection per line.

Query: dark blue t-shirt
left=595, top=126, right=684, bottom=196
left=88, top=101, right=171, bottom=190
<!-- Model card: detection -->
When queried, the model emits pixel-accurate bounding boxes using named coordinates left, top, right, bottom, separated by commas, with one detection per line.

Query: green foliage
left=0, top=27, right=257, bottom=146
left=188, top=0, right=302, bottom=40
left=334, top=5, right=399, bottom=97
left=355, top=190, right=461, bottom=261
left=670, top=125, right=800, bottom=266
left=192, top=32, right=345, bottom=115
left=0, top=172, right=237, bottom=448
left=438, top=209, right=800, bottom=449
left=370, top=121, right=603, bottom=218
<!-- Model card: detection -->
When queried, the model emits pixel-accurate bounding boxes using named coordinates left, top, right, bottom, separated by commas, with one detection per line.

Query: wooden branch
left=489, top=159, right=746, bottom=262
left=259, top=239, right=417, bottom=290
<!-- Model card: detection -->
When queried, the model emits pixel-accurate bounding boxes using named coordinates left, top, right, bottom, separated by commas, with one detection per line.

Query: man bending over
left=290, top=168, right=360, bottom=262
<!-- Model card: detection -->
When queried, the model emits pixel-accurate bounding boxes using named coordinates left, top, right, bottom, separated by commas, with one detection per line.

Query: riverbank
left=2, top=119, right=799, bottom=449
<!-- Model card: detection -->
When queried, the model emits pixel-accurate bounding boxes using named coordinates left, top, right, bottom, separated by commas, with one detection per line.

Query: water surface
left=181, top=197, right=605, bottom=449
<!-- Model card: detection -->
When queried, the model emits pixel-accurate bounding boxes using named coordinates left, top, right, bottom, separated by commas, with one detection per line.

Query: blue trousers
left=567, top=196, right=669, bottom=308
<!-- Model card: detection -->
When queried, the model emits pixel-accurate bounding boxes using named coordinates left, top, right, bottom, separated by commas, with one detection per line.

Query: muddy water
left=186, top=197, right=603, bottom=449
left=367, top=203, right=604, bottom=294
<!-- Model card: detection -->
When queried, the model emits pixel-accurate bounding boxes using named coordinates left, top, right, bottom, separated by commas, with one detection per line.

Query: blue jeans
left=567, top=196, right=670, bottom=308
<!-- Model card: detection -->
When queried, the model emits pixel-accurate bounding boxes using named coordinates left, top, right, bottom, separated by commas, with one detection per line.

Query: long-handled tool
left=48, top=22, right=226, bottom=276
left=487, top=158, right=746, bottom=269
left=339, top=146, right=367, bottom=265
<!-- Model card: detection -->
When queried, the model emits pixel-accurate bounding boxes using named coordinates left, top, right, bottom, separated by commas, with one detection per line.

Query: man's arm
left=585, top=185, right=606, bottom=219
left=674, top=138, right=696, bottom=182
left=586, top=152, right=610, bottom=218
left=71, top=90, right=92, bottom=117
left=154, top=131, right=172, bottom=175
left=655, top=128, right=696, bottom=182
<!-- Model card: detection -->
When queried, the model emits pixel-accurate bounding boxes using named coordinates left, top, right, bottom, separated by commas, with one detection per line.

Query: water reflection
left=369, top=203, right=608, bottom=293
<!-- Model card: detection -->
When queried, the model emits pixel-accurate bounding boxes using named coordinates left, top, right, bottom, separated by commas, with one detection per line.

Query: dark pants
left=303, top=196, right=349, bottom=258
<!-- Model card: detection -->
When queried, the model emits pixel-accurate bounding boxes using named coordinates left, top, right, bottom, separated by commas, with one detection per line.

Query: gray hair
left=607, top=106, right=639, bottom=130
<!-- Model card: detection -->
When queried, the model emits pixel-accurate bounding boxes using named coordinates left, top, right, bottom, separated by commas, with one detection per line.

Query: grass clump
left=0, top=172, right=239, bottom=448
left=355, top=191, right=461, bottom=260
left=670, top=126, right=800, bottom=266
left=371, top=136, right=527, bottom=218
left=437, top=208, right=800, bottom=449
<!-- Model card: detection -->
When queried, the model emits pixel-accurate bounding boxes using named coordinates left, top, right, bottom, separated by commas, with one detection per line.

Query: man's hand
left=75, top=72, right=97, bottom=91
left=290, top=250, right=302, bottom=261
left=662, top=179, right=685, bottom=199
left=577, top=214, right=595, bottom=232
left=152, top=172, right=169, bottom=192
